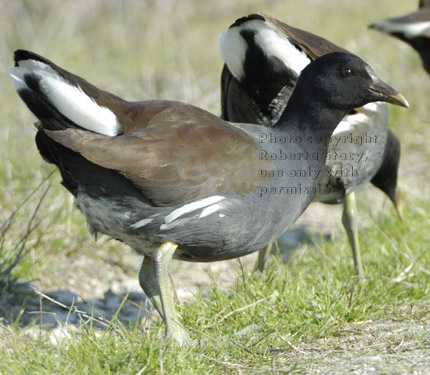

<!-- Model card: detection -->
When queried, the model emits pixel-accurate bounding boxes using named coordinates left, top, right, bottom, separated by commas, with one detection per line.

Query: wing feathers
left=43, top=113, right=272, bottom=206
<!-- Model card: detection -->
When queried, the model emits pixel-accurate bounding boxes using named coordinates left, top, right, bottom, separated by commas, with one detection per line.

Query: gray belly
left=75, top=195, right=164, bottom=255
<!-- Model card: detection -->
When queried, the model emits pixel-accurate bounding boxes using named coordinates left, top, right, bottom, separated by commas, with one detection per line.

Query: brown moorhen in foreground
left=10, top=49, right=408, bottom=344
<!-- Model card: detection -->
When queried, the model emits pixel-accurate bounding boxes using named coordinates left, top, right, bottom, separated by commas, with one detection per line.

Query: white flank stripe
left=219, top=19, right=311, bottom=81
left=199, top=204, right=221, bottom=218
left=374, top=20, right=430, bottom=38
left=9, top=59, right=121, bottom=136
left=164, top=196, right=225, bottom=224
left=159, top=221, right=183, bottom=231
left=130, top=218, right=153, bottom=229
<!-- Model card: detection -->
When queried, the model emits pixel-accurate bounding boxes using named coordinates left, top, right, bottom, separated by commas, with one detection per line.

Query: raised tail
left=9, top=49, right=125, bottom=135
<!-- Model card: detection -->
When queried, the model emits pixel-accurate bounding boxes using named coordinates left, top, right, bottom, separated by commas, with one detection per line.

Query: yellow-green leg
left=342, top=192, right=364, bottom=278
left=138, top=241, right=191, bottom=345
left=254, top=242, right=273, bottom=272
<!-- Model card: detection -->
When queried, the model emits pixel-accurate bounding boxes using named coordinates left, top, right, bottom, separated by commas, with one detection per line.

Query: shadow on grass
left=260, top=225, right=332, bottom=269
left=0, top=282, right=150, bottom=330
left=0, top=170, right=150, bottom=332
left=0, top=225, right=329, bottom=332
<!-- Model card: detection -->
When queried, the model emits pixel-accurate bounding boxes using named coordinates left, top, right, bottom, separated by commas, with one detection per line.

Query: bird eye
left=340, top=67, right=354, bottom=78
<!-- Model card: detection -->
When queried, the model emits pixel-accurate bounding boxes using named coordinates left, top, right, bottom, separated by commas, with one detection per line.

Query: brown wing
left=45, top=102, right=272, bottom=206
left=261, top=13, right=350, bottom=59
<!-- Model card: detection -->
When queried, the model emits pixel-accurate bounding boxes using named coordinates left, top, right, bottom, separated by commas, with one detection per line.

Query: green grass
left=1, top=0, right=429, bottom=373
left=1, top=196, right=429, bottom=374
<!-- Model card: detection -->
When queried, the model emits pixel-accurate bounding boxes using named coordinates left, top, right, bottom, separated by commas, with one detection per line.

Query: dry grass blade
left=31, top=289, right=123, bottom=334
left=278, top=335, right=307, bottom=354
left=204, top=296, right=274, bottom=328
left=0, top=170, right=55, bottom=284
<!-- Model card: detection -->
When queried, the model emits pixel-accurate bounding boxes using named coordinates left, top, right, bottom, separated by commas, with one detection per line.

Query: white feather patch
left=219, top=19, right=311, bottom=81
left=252, top=22, right=311, bottom=75
left=9, top=59, right=121, bottom=136
left=9, top=70, right=28, bottom=91
left=332, top=102, right=386, bottom=135
left=219, top=28, right=248, bottom=80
